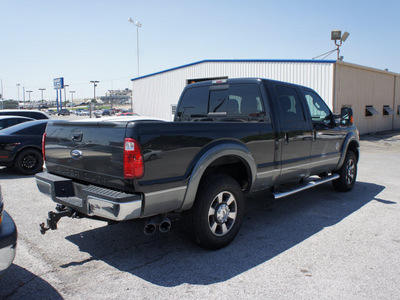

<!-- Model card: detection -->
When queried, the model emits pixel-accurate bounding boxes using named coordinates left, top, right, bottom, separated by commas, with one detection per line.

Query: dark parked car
left=0, top=119, right=51, bottom=175
left=58, top=109, right=70, bottom=116
left=0, top=184, right=17, bottom=276
left=0, top=116, right=34, bottom=130
left=0, top=109, right=50, bottom=120
left=102, top=109, right=111, bottom=116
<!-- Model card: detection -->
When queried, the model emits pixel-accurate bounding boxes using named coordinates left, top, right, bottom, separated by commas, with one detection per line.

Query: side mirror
left=340, top=107, right=353, bottom=126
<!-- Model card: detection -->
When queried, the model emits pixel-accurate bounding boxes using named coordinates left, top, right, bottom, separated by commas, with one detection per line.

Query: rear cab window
left=176, top=83, right=268, bottom=122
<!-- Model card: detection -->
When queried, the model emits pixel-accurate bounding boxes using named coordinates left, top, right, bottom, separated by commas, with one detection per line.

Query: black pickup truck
left=36, top=78, right=359, bottom=249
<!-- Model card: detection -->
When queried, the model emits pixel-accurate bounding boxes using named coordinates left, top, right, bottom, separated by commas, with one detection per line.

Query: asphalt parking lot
left=1, top=130, right=399, bottom=299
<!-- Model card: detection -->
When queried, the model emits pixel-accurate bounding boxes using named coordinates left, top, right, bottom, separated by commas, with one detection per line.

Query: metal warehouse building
left=131, top=59, right=400, bottom=134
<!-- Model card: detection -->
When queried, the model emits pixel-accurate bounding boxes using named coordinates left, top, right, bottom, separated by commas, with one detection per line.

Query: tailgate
left=44, top=119, right=128, bottom=190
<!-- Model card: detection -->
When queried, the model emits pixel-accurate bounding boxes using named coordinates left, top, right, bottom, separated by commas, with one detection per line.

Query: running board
left=273, top=174, right=340, bottom=199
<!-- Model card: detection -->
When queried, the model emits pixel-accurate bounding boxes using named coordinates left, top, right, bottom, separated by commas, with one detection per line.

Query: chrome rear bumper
left=36, top=172, right=142, bottom=221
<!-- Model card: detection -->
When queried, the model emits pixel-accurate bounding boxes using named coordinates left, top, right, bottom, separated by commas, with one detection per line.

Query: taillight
left=42, top=133, right=46, bottom=161
left=124, top=138, right=144, bottom=179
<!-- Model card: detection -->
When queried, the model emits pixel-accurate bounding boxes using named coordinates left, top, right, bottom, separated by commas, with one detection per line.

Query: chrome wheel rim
left=345, top=159, right=355, bottom=185
left=208, top=191, right=237, bottom=236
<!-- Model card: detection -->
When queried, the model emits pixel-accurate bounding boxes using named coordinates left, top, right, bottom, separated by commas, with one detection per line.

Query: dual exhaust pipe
left=144, top=215, right=171, bottom=235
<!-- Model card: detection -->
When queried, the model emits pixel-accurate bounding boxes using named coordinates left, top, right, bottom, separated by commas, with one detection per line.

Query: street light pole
left=39, top=88, right=46, bottom=105
left=63, top=84, right=69, bottom=107
left=128, top=17, right=142, bottom=77
left=16, top=83, right=20, bottom=103
left=90, top=80, right=99, bottom=118
left=26, top=90, right=33, bottom=105
left=70, top=91, right=75, bottom=105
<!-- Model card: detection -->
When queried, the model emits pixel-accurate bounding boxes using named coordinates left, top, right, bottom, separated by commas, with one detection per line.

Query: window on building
left=383, top=105, right=395, bottom=116
left=365, top=105, right=380, bottom=117
left=171, top=105, right=177, bottom=115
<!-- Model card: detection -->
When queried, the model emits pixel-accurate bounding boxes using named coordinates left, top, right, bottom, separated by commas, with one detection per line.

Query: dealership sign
left=53, top=77, right=64, bottom=89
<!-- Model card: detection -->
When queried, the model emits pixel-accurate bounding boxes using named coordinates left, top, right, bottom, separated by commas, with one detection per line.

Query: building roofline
left=336, top=60, right=400, bottom=76
left=130, top=59, right=337, bottom=82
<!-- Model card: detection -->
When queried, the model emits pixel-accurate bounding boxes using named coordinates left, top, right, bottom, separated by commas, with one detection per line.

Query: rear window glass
left=177, top=83, right=266, bottom=122
left=176, top=86, right=209, bottom=120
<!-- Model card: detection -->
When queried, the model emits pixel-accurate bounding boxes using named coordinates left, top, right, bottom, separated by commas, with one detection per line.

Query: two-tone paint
left=39, top=78, right=359, bottom=220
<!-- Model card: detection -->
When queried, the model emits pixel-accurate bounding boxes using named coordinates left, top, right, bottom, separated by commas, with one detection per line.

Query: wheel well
left=14, top=146, right=41, bottom=161
left=201, top=155, right=251, bottom=192
left=348, top=141, right=360, bottom=162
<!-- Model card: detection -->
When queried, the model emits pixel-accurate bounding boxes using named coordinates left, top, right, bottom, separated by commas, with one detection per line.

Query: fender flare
left=334, top=132, right=360, bottom=171
left=180, top=142, right=257, bottom=211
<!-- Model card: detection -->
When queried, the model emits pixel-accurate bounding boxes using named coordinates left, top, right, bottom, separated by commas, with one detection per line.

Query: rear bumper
left=35, top=172, right=143, bottom=221
left=0, top=211, right=17, bottom=275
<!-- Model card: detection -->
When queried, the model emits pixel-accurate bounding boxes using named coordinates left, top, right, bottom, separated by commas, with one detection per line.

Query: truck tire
left=332, top=150, right=357, bottom=192
left=14, top=148, right=43, bottom=175
left=185, top=175, right=244, bottom=250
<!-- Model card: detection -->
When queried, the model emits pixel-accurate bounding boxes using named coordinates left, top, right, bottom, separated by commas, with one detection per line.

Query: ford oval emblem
left=71, top=149, right=83, bottom=160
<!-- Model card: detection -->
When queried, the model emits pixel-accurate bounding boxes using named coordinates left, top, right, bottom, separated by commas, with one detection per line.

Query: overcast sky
left=1, top=0, right=399, bottom=101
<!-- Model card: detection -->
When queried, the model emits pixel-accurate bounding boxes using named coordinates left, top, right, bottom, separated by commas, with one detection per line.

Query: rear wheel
left=14, top=149, right=43, bottom=175
left=185, top=175, right=244, bottom=250
left=333, top=150, right=357, bottom=192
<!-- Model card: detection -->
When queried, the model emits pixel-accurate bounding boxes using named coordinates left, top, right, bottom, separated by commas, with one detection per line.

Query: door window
left=276, top=86, right=305, bottom=122
left=303, top=90, right=332, bottom=125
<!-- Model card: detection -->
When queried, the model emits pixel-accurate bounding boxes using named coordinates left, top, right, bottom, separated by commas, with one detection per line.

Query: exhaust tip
left=144, top=223, right=157, bottom=235
left=159, top=216, right=171, bottom=233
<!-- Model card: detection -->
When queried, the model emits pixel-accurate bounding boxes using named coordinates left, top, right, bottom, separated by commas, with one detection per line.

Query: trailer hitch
left=40, top=205, right=75, bottom=234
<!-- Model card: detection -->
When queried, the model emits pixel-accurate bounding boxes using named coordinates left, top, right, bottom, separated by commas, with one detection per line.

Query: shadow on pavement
left=0, top=167, right=36, bottom=180
left=0, top=264, right=63, bottom=299
left=63, top=181, right=385, bottom=287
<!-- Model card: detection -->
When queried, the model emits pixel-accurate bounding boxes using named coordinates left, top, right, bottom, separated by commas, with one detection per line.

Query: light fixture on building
left=332, top=30, right=350, bottom=60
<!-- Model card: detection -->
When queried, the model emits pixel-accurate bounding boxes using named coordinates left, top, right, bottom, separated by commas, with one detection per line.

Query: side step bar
left=273, top=174, right=340, bottom=199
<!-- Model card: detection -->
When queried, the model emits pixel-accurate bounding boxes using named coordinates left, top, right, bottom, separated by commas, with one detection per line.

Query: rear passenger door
left=274, top=84, right=313, bottom=183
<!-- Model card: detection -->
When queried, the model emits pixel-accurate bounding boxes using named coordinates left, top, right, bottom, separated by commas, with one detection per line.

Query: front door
left=302, top=89, right=343, bottom=175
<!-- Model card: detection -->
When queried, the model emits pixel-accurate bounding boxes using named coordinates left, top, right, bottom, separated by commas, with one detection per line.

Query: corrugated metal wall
left=132, top=61, right=335, bottom=120
left=334, top=62, right=400, bottom=134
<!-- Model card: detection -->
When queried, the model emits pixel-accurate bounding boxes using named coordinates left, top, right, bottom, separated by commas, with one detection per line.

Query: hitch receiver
left=40, top=207, right=74, bottom=234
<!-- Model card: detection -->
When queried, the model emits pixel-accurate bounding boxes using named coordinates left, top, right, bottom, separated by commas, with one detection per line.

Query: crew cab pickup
left=36, top=78, right=359, bottom=249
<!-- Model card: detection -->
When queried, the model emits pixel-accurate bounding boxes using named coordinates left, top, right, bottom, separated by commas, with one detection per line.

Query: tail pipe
left=144, top=217, right=158, bottom=235
left=159, top=216, right=171, bottom=233
left=143, top=215, right=171, bottom=235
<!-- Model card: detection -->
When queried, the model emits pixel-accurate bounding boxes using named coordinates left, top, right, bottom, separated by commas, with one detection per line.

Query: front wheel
left=185, top=175, right=244, bottom=250
left=333, top=150, right=357, bottom=192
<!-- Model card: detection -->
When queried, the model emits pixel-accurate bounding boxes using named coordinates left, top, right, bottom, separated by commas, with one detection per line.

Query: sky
left=1, top=0, right=400, bottom=101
